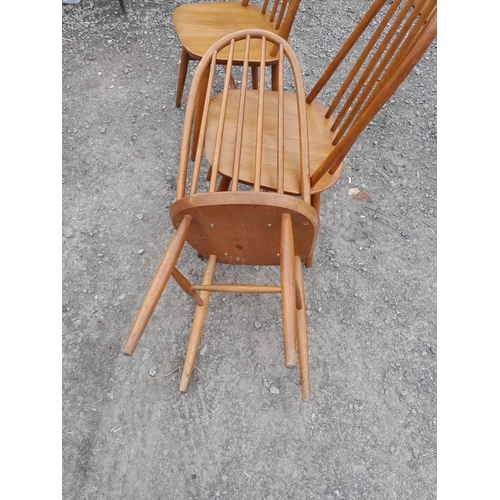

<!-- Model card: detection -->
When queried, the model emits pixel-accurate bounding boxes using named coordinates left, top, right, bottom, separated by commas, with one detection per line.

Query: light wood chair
left=122, top=30, right=315, bottom=401
left=203, top=0, right=437, bottom=266
left=173, top=0, right=302, bottom=107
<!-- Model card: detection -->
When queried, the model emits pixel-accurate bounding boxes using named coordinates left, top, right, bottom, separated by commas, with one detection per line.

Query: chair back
left=176, top=28, right=311, bottom=203
left=242, top=1, right=301, bottom=40
left=305, top=0, right=437, bottom=188
left=172, top=29, right=318, bottom=266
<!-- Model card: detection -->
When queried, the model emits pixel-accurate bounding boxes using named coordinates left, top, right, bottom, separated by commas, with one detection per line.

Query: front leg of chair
left=175, top=46, right=190, bottom=108
left=280, top=214, right=297, bottom=367
left=179, top=255, right=217, bottom=392
left=122, top=215, right=193, bottom=356
left=295, top=256, right=311, bottom=401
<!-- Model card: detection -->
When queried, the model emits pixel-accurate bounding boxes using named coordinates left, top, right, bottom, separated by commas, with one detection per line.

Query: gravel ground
left=61, top=1, right=438, bottom=498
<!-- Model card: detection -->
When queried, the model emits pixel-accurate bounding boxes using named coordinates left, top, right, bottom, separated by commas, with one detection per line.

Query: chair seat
left=170, top=191, right=319, bottom=266
left=173, top=3, right=282, bottom=62
left=204, top=89, right=344, bottom=194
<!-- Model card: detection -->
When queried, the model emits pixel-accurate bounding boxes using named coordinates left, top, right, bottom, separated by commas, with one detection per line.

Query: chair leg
left=179, top=255, right=217, bottom=392
left=306, top=193, right=321, bottom=268
left=223, top=65, right=238, bottom=90
left=271, top=64, right=279, bottom=91
left=251, top=66, right=259, bottom=89
left=175, top=47, right=190, bottom=108
left=122, top=215, right=193, bottom=356
left=280, top=214, right=297, bottom=367
left=191, top=64, right=210, bottom=161
left=217, top=175, right=231, bottom=192
left=295, top=256, right=311, bottom=401
left=118, top=0, right=127, bottom=15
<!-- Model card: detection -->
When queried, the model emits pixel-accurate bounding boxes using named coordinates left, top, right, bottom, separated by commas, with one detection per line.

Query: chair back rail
left=305, top=0, right=437, bottom=188
left=241, top=0, right=301, bottom=56
left=310, top=4, right=437, bottom=187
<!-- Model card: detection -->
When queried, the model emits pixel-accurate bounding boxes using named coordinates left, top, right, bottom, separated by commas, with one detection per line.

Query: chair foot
left=179, top=255, right=217, bottom=392
left=122, top=215, right=193, bottom=356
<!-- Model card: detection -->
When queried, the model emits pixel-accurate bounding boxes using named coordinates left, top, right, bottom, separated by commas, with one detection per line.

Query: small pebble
left=138, top=248, right=145, bottom=254
left=254, top=321, right=261, bottom=329
left=148, top=368, right=157, bottom=377
left=101, top=127, right=106, bottom=134
left=269, top=386, right=280, bottom=395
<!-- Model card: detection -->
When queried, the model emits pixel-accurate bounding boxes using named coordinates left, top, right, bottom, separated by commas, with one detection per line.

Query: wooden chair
left=203, top=0, right=437, bottom=266
left=173, top=0, right=302, bottom=107
left=122, top=30, right=315, bottom=401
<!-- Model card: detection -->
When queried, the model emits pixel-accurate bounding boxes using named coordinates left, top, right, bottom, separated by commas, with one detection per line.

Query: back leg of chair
left=251, top=66, right=259, bottom=89
left=122, top=215, right=193, bottom=356
left=175, top=47, right=191, bottom=108
left=295, top=255, right=310, bottom=401
left=305, top=193, right=321, bottom=268
left=280, top=214, right=297, bottom=367
left=179, top=255, right=217, bottom=392
left=271, top=64, right=279, bottom=91
left=223, top=65, right=238, bottom=90
left=217, top=175, right=231, bottom=192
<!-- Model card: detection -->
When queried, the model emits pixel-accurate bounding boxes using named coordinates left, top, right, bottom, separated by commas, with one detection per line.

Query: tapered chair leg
left=280, top=214, right=297, bottom=367
left=251, top=66, right=259, bottom=89
left=217, top=175, right=231, bottom=192
left=191, top=64, right=210, bottom=161
left=179, top=254, right=217, bottom=392
left=271, top=63, right=279, bottom=91
left=122, top=215, right=193, bottom=356
left=306, top=193, right=321, bottom=268
left=175, top=47, right=190, bottom=108
left=295, top=256, right=310, bottom=401
left=223, top=65, right=238, bottom=89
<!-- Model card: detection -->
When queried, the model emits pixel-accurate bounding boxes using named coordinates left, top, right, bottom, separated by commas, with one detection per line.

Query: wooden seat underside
left=170, top=192, right=319, bottom=266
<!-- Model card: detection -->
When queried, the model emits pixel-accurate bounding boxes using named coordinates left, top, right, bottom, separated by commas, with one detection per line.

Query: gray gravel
left=62, top=1, right=437, bottom=498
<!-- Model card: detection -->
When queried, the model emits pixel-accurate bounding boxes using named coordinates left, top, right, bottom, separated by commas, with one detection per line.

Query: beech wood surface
left=295, top=255, right=310, bottom=401
left=203, top=0, right=437, bottom=197
left=179, top=255, right=217, bottom=393
left=170, top=191, right=319, bottom=266
left=205, top=90, right=343, bottom=195
left=122, top=215, right=193, bottom=356
left=173, top=1, right=301, bottom=106
left=280, top=213, right=297, bottom=367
